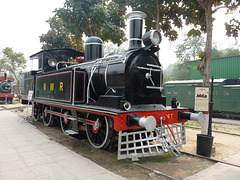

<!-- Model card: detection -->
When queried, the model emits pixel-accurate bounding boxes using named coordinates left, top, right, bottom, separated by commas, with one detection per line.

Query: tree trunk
left=156, top=0, right=160, bottom=58
left=199, top=1, right=214, bottom=135
left=201, top=2, right=213, bottom=88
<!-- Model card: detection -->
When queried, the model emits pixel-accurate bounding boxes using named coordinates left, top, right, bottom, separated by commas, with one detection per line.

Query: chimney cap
left=126, top=11, right=146, bottom=19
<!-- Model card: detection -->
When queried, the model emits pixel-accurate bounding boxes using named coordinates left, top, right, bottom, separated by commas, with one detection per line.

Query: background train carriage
left=21, top=71, right=34, bottom=104
left=0, top=73, right=14, bottom=103
left=164, top=79, right=240, bottom=119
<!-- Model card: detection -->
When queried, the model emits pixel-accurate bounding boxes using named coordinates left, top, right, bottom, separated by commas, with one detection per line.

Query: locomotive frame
left=22, top=11, right=202, bottom=160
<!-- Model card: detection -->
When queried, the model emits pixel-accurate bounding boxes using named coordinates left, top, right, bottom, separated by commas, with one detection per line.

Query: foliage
left=126, top=0, right=205, bottom=41
left=40, top=16, right=84, bottom=52
left=104, top=42, right=126, bottom=55
left=175, top=35, right=205, bottom=62
left=40, top=0, right=127, bottom=50
left=0, top=47, right=26, bottom=94
left=0, top=47, right=26, bottom=80
left=163, top=35, right=204, bottom=82
left=211, top=46, right=240, bottom=58
left=225, top=18, right=240, bottom=38
left=17, top=94, right=22, bottom=100
left=163, top=62, right=191, bottom=82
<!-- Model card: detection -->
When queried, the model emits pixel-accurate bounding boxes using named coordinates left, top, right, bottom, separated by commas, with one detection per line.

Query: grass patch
left=123, top=162, right=132, bottom=168
left=138, top=153, right=175, bottom=163
left=186, top=121, right=201, bottom=127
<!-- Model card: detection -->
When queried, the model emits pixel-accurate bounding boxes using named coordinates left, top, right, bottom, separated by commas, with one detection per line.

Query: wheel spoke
left=86, top=116, right=112, bottom=149
left=98, top=133, right=105, bottom=144
left=43, top=106, right=53, bottom=126
left=60, top=111, right=73, bottom=135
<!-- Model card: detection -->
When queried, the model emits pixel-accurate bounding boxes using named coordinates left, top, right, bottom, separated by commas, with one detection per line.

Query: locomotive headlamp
left=143, top=30, right=162, bottom=46
left=48, top=58, right=58, bottom=67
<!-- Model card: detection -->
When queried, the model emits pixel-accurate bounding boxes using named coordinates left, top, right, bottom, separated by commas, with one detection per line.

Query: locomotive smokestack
left=127, top=11, right=146, bottom=50
left=4, top=72, right=7, bottom=81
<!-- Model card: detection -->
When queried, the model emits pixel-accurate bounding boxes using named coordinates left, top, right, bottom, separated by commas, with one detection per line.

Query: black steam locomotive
left=22, top=11, right=202, bottom=160
left=0, top=73, right=14, bottom=104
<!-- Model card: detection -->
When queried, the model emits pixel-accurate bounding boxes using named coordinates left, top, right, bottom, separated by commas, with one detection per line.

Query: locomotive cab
left=30, top=49, right=84, bottom=73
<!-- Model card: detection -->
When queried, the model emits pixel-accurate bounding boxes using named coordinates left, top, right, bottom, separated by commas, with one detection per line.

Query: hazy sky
left=0, top=1, right=239, bottom=70
left=0, top=0, right=65, bottom=70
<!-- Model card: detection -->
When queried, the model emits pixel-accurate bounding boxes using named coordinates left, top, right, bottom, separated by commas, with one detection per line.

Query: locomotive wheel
left=86, top=116, right=113, bottom=149
left=43, top=106, right=54, bottom=126
left=33, top=103, right=41, bottom=121
left=60, top=110, right=72, bottom=135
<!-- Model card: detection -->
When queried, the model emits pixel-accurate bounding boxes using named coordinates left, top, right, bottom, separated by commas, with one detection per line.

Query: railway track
left=186, top=124, right=240, bottom=136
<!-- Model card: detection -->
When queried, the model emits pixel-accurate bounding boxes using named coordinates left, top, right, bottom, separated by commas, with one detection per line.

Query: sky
left=0, top=0, right=239, bottom=71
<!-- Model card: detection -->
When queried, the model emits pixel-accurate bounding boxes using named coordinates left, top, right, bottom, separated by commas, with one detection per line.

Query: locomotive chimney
left=126, top=11, right=147, bottom=50
left=4, top=72, right=7, bottom=81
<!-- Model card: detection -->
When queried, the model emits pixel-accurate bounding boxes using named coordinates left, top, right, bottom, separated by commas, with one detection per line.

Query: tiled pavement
left=0, top=110, right=124, bottom=180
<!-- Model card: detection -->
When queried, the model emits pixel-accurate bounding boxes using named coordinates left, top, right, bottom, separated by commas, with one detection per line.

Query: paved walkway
left=0, top=110, right=124, bottom=180
left=185, top=153, right=240, bottom=180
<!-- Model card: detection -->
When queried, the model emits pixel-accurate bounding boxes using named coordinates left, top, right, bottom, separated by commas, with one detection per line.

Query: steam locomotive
left=22, top=11, right=202, bottom=160
left=0, top=73, right=14, bottom=104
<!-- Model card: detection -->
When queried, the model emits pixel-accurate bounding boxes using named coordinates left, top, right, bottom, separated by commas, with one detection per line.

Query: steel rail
left=134, top=162, right=179, bottom=180
left=180, top=151, right=240, bottom=168
left=186, top=125, right=240, bottom=136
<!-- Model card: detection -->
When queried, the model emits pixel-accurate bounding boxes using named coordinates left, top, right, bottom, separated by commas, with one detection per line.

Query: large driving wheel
left=33, top=103, right=41, bottom=121
left=86, top=116, right=113, bottom=149
left=43, top=106, right=54, bottom=126
left=60, top=110, right=72, bottom=135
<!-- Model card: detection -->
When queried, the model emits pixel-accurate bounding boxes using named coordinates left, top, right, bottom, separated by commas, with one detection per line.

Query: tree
left=0, top=47, right=27, bottom=93
left=211, top=46, right=240, bottom=58
left=192, top=1, right=239, bottom=87
left=40, top=0, right=127, bottom=50
left=163, top=36, right=205, bottom=81
left=40, top=16, right=84, bottom=52
left=175, top=35, right=205, bottom=62
left=163, top=62, right=191, bottom=81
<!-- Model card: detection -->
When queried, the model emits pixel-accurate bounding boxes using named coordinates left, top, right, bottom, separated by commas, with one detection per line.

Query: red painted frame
left=113, top=108, right=189, bottom=131
left=0, top=94, right=14, bottom=97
